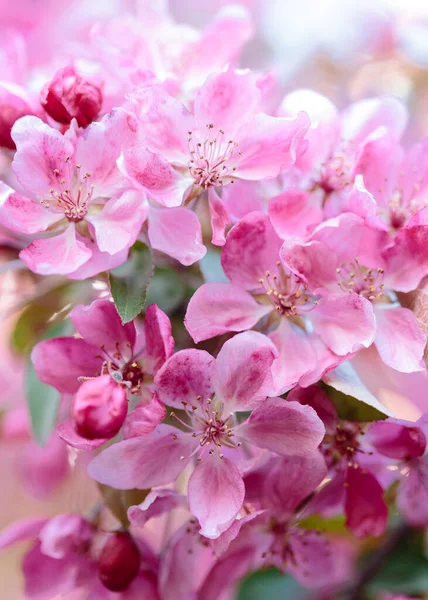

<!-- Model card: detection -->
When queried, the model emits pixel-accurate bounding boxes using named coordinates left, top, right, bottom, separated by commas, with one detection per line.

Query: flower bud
left=98, top=532, right=140, bottom=592
left=71, top=375, right=127, bottom=440
left=41, top=66, right=102, bottom=127
left=0, top=83, right=35, bottom=149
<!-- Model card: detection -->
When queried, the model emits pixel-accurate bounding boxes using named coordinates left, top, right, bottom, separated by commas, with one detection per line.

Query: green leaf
left=145, top=268, right=186, bottom=314
left=26, top=361, right=60, bottom=446
left=238, top=569, right=305, bottom=600
left=110, top=243, right=154, bottom=324
left=98, top=484, right=150, bottom=527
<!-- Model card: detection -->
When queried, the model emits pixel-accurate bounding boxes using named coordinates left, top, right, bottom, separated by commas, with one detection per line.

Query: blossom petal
left=341, top=96, right=407, bottom=145
left=214, top=331, right=278, bottom=412
left=374, top=306, right=426, bottom=373
left=123, top=393, right=166, bottom=439
left=382, top=225, right=428, bottom=292
left=185, top=282, right=271, bottom=343
left=31, top=337, right=102, bottom=393
left=236, top=398, right=325, bottom=456
left=368, top=420, right=426, bottom=460
left=0, top=183, right=61, bottom=234
left=0, top=519, right=47, bottom=551
left=88, top=425, right=196, bottom=489
left=148, top=204, right=206, bottom=266
left=57, top=419, right=107, bottom=450
left=128, top=489, right=186, bottom=529
left=188, top=455, right=245, bottom=539
left=268, top=189, right=322, bottom=240
left=397, top=457, right=428, bottom=526
left=155, top=349, right=215, bottom=408
left=345, top=467, right=388, bottom=538
left=143, top=304, right=174, bottom=374
left=288, top=529, right=336, bottom=588
left=208, top=187, right=230, bottom=246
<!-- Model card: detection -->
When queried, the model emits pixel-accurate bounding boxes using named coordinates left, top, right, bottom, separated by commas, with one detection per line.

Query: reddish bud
left=0, top=83, right=35, bottom=149
left=98, top=532, right=140, bottom=592
left=41, top=66, right=102, bottom=127
left=71, top=375, right=128, bottom=440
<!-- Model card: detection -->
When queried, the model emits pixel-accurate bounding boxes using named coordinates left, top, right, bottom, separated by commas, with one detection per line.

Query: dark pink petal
left=128, top=489, right=186, bottom=529
left=268, top=189, right=322, bottom=240
left=148, top=204, right=206, bottom=266
left=374, top=306, right=426, bottom=372
left=382, top=225, right=428, bottom=292
left=0, top=183, right=62, bottom=234
left=397, top=458, right=428, bottom=526
left=123, top=393, right=166, bottom=439
left=194, top=66, right=259, bottom=137
left=236, top=398, right=325, bottom=456
left=214, top=331, right=278, bottom=412
left=208, top=187, right=230, bottom=246
left=70, top=298, right=136, bottom=355
left=368, top=420, right=426, bottom=460
left=345, top=467, right=388, bottom=538
left=221, top=211, right=282, bottom=290
left=288, top=385, right=338, bottom=433
left=188, top=455, right=245, bottom=539
left=31, top=338, right=102, bottom=393
left=57, top=419, right=107, bottom=450
left=88, top=425, right=196, bottom=489
left=287, top=529, right=336, bottom=588
left=20, top=226, right=92, bottom=275
left=263, top=451, right=327, bottom=515
left=311, top=293, right=375, bottom=355
left=143, top=304, right=174, bottom=375
left=86, top=191, right=147, bottom=255
left=0, top=518, right=47, bottom=550
left=185, top=282, right=271, bottom=343
left=11, top=116, right=74, bottom=197
left=39, top=514, right=93, bottom=559
left=118, top=146, right=190, bottom=207
left=155, top=349, right=215, bottom=408
left=234, top=111, right=310, bottom=179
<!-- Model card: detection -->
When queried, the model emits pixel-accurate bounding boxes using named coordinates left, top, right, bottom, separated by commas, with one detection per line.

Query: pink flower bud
left=41, top=66, right=102, bottom=127
left=0, top=83, right=35, bottom=149
left=98, top=532, right=140, bottom=592
left=71, top=375, right=127, bottom=440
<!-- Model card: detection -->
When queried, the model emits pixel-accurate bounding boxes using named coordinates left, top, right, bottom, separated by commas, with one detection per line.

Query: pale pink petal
left=397, top=458, right=428, bottom=526
left=67, top=238, right=129, bottom=280
left=234, top=111, right=310, bottom=179
left=88, top=425, right=196, bottom=490
left=0, top=183, right=62, bottom=234
left=118, top=147, right=190, bottom=207
left=287, top=529, right=335, bottom=588
left=208, top=187, right=230, bottom=246
left=143, top=304, right=174, bottom=374
left=185, top=282, right=271, bottom=343
left=148, top=204, right=206, bottom=266
left=221, top=211, right=282, bottom=290
left=288, top=385, right=338, bottom=433
left=221, top=179, right=264, bottom=222
left=342, top=175, right=388, bottom=231
left=0, top=519, right=47, bottom=550
left=39, top=515, right=93, bottom=559
left=188, top=455, right=245, bottom=539
left=70, top=298, right=136, bottom=355
left=374, top=306, right=426, bottom=373
left=268, top=189, right=322, bottom=240
left=130, top=85, right=194, bottom=164
left=341, top=96, right=408, bottom=145
left=19, top=434, right=69, bottom=498
left=345, top=467, right=388, bottom=538
left=123, top=393, right=166, bottom=439
left=57, top=419, right=108, bottom=450
left=280, top=240, right=337, bottom=293
left=194, top=66, right=259, bottom=137
left=20, top=226, right=92, bottom=276
left=368, top=420, right=426, bottom=460
left=211, top=512, right=264, bottom=557
left=155, top=349, right=215, bottom=408
left=236, top=398, right=325, bottom=456
left=11, top=116, right=74, bottom=196
left=128, top=489, right=186, bottom=529
left=213, top=331, right=278, bottom=412
left=311, top=293, right=376, bottom=355
left=382, top=225, right=428, bottom=292
left=86, top=191, right=147, bottom=255
left=31, top=338, right=102, bottom=393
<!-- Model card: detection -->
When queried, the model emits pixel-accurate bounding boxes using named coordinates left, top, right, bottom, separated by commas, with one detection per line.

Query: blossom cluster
left=0, top=1, right=428, bottom=599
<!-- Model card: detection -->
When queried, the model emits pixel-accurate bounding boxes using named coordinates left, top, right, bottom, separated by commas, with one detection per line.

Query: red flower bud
left=98, top=532, right=140, bottom=592
left=41, top=66, right=102, bottom=127
left=71, top=375, right=127, bottom=440
left=0, top=83, right=35, bottom=149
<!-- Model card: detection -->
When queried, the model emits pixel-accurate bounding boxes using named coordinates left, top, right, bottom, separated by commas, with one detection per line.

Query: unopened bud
left=98, top=532, right=140, bottom=592
left=71, top=375, right=127, bottom=440
left=41, top=66, right=102, bottom=127
left=0, top=83, right=36, bottom=149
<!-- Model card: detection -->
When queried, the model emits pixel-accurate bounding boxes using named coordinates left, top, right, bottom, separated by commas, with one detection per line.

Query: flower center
left=318, top=152, right=352, bottom=195
left=336, top=258, right=385, bottom=302
left=258, top=261, right=319, bottom=317
left=95, top=342, right=143, bottom=394
left=323, top=423, right=369, bottom=468
left=44, top=158, right=94, bottom=221
left=187, top=123, right=240, bottom=188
